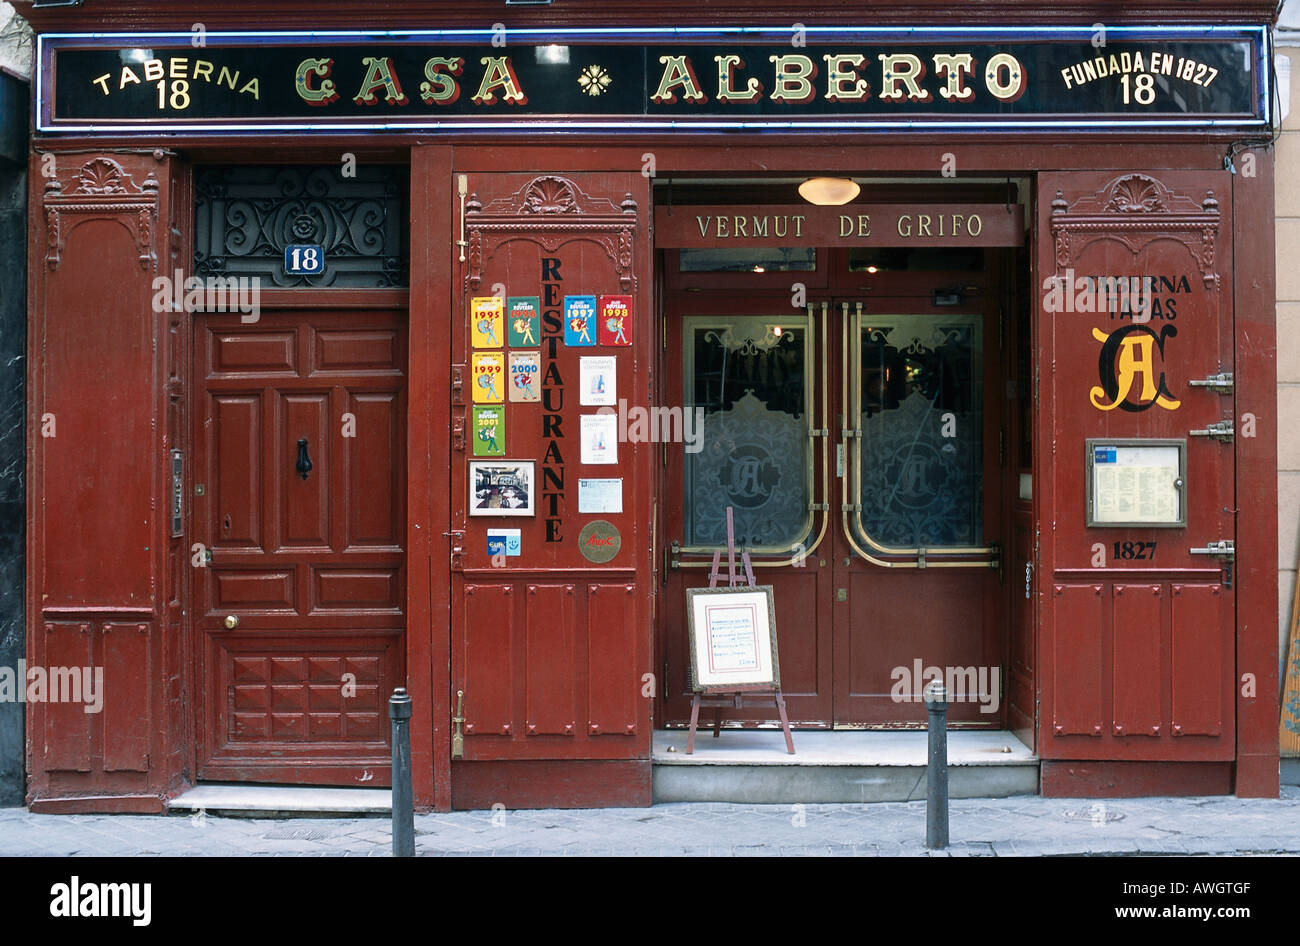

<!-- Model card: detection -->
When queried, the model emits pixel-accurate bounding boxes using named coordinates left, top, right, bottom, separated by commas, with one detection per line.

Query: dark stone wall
left=0, top=70, right=28, bottom=807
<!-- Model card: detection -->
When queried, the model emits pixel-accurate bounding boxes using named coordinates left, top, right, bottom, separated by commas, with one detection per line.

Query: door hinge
left=451, top=689, right=465, bottom=759
left=1189, top=420, right=1234, bottom=443
left=451, top=364, right=466, bottom=405
left=1188, top=371, right=1234, bottom=395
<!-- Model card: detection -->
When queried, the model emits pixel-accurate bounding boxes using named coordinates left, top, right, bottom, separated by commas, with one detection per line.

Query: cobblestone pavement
left=2, top=786, right=1299, bottom=856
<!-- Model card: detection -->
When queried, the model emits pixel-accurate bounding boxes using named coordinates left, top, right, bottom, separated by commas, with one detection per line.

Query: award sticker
left=564, top=295, right=597, bottom=347
left=471, top=351, right=505, bottom=403
left=508, top=351, right=541, bottom=402
left=579, top=356, right=617, bottom=406
left=470, top=296, right=504, bottom=349
left=472, top=405, right=505, bottom=456
left=578, top=520, right=621, bottom=563
left=580, top=413, right=619, bottom=464
left=507, top=296, right=540, bottom=347
left=598, top=295, right=632, bottom=346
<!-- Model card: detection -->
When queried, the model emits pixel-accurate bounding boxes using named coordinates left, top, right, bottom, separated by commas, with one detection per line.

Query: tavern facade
left=14, top=0, right=1281, bottom=812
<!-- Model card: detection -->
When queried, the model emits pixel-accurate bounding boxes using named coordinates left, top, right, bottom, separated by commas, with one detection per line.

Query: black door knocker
left=296, top=437, right=313, bottom=480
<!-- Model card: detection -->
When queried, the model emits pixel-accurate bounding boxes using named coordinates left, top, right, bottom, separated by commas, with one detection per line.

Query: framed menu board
left=1086, top=439, right=1186, bottom=528
left=686, top=585, right=781, bottom=692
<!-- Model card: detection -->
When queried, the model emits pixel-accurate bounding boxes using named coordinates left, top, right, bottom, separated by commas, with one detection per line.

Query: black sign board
left=38, top=27, right=1268, bottom=132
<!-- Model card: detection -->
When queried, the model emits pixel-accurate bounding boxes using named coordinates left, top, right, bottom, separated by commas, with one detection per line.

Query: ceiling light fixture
left=798, top=177, right=861, bottom=206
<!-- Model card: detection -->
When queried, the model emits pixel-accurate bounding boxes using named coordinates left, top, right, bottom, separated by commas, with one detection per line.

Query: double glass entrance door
left=663, top=259, right=1011, bottom=728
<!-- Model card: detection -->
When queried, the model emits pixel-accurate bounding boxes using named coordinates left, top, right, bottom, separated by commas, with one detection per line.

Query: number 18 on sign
left=285, top=244, right=325, bottom=275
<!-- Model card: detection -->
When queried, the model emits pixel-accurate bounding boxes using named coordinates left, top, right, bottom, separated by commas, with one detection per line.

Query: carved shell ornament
left=522, top=176, right=579, bottom=215
left=74, top=157, right=131, bottom=195
left=1049, top=172, right=1221, bottom=290
left=1105, top=175, right=1166, bottom=214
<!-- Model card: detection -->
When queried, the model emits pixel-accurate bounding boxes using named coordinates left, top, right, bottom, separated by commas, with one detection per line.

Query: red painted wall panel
left=1051, top=584, right=1104, bottom=737
left=102, top=623, right=150, bottom=773
left=40, top=217, right=155, bottom=607
left=525, top=584, right=576, bottom=737
left=1112, top=584, right=1162, bottom=738
left=41, top=622, right=93, bottom=773
left=462, top=584, right=513, bottom=741
left=1171, top=583, right=1224, bottom=738
left=587, top=583, right=637, bottom=736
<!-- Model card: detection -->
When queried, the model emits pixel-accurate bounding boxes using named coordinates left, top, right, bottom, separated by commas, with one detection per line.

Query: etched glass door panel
left=856, top=314, right=983, bottom=549
left=682, top=315, right=811, bottom=550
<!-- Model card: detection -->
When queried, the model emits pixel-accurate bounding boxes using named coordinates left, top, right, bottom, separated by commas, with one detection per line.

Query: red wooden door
left=192, top=310, right=407, bottom=784
left=661, top=249, right=1010, bottom=728
left=448, top=169, right=653, bottom=771
left=829, top=285, right=1006, bottom=727
left=1037, top=170, right=1235, bottom=762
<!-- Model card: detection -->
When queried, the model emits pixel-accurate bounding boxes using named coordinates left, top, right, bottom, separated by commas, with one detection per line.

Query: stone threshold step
left=653, top=729, right=1036, bottom=766
left=168, top=784, right=391, bottom=818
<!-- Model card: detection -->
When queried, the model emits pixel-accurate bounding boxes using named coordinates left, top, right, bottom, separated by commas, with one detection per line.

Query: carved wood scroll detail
left=464, top=174, right=638, bottom=293
left=1050, top=173, right=1221, bottom=291
left=42, top=156, right=160, bottom=272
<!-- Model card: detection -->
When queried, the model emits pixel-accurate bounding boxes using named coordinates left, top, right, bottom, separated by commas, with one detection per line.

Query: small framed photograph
left=469, top=460, right=535, bottom=517
left=686, top=585, right=781, bottom=692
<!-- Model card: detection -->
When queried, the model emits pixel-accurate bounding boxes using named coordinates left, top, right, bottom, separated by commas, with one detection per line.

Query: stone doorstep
left=167, top=784, right=391, bottom=818
left=652, top=728, right=1036, bottom=766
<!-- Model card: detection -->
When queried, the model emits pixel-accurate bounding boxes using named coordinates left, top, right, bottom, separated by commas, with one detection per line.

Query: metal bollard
left=924, top=679, right=949, bottom=850
left=389, top=687, right=415, bottom=857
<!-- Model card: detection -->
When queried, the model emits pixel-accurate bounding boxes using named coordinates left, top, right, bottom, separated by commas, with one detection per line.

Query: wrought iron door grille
left=194, top=164, right=409, bottom=288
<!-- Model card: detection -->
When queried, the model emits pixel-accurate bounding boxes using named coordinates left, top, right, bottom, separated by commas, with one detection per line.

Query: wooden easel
left=686, top=507, right=795, bottom=754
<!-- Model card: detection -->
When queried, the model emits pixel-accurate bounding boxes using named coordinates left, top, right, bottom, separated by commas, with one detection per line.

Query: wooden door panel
left=843, top=569, right=992, bottom=725
left=280, top=393, right=330, bottom=547
left=209, top=329, right=297, bottom=375
left=663, top=566, right=831, bottom=726
left=208, top=569, right=296, bottom=612
left=217, top=635, right=398, bottom=749
left=212, top=395, right=263, bottom=549
left=345, top=391, right=403, bottom=547
left=450, top=170, right=652, bottom=763
left=525, top=584, right=576, bottom=737
left=194, top=310, right=407, bottom=784
left=1170, top=583, right=1227, bottom=738
left=1037, top=170, right=1235, bottom=762
left=588, top=584, right=638, bottom=736
left=1112, top=583, right=1163, bottom=737
left=461, top=584, right=515, bottom=744
left=313, top=328, right=401, bottom=374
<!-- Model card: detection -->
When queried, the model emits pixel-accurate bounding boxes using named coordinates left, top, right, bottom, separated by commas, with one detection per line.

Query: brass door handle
left=224, top=614, right=239, bottom=629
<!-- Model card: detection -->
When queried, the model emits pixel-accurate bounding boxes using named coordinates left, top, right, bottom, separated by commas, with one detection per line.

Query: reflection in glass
left=683, top=317, right=810, bottom=548
left=680, top=248, right=816, bottom=273
left=858, top=315, right=983, bottom=547
left=849, top=247, right=982, bottom=272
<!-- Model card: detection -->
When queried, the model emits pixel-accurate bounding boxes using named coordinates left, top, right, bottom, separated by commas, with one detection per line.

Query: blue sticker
left=487, top=529, right=522, bottom=557
left=1094, top=447, right=1117, bottom=463
left=564, top=295, right=597, bottom=347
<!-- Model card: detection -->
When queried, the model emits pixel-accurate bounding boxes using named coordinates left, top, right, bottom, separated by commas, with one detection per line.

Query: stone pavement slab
left=0, top=787, right=1298, bottom=856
